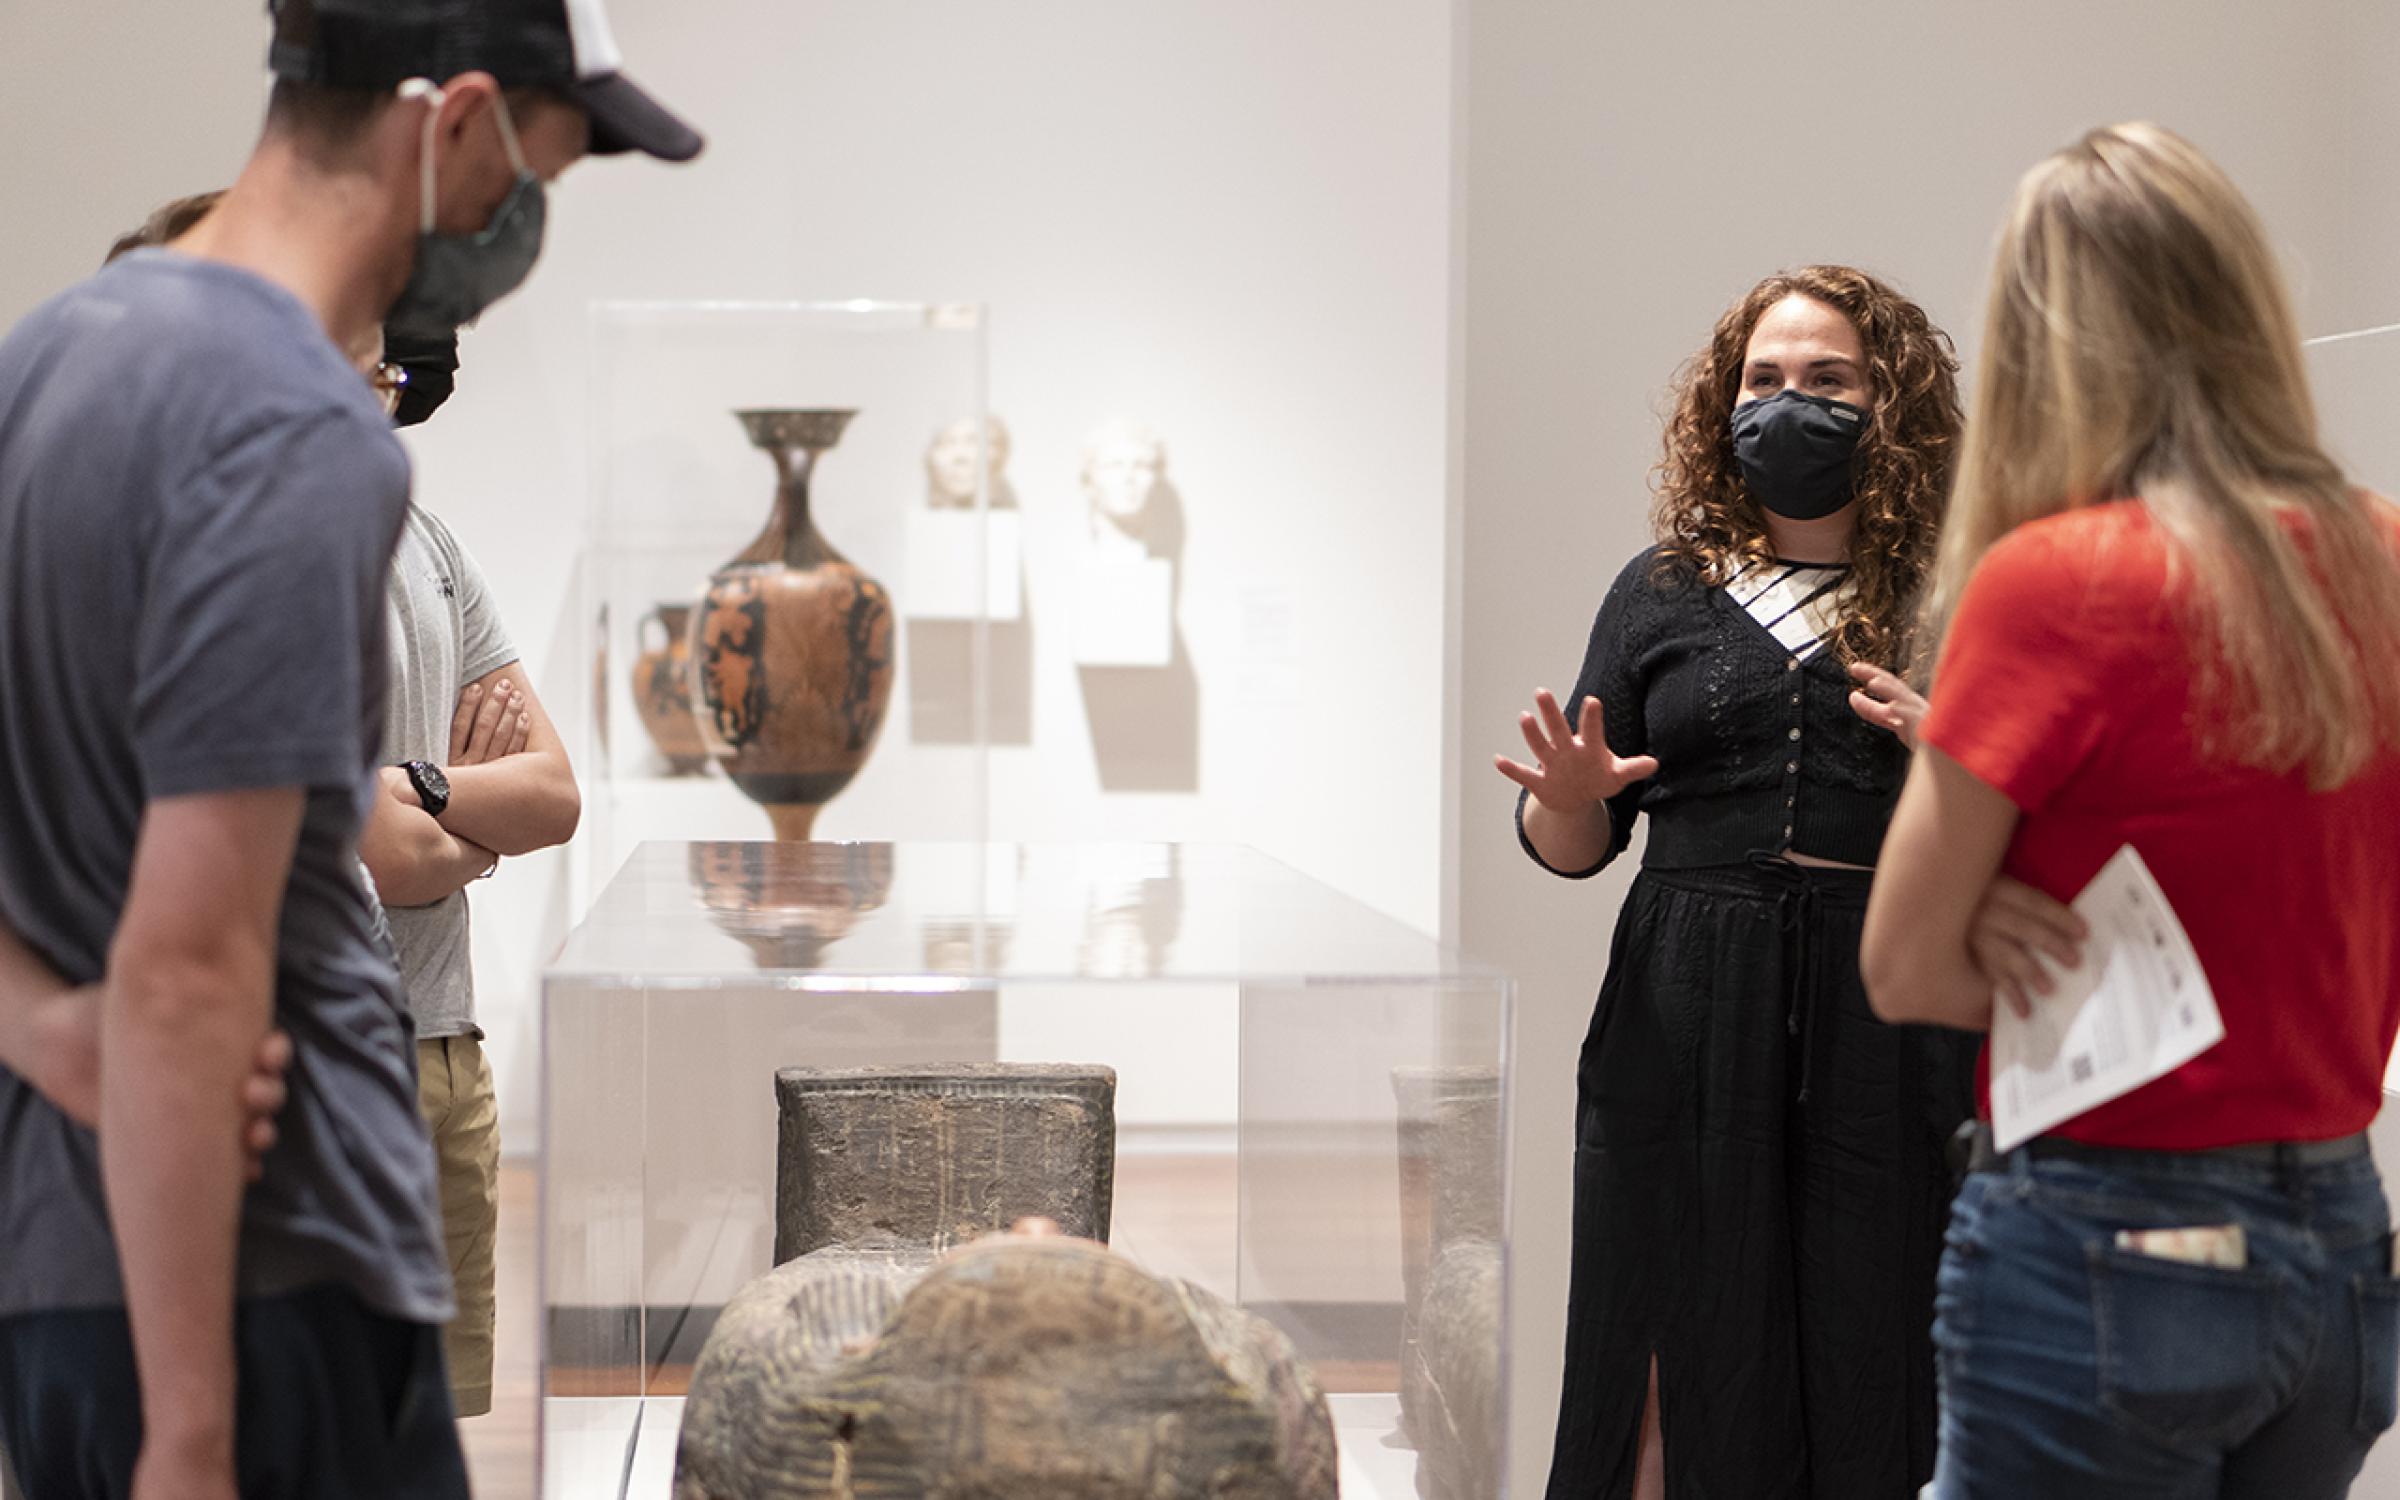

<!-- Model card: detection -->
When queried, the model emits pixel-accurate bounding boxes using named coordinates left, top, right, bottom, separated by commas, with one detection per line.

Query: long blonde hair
left=1931, top=122, right=2400, bottom=788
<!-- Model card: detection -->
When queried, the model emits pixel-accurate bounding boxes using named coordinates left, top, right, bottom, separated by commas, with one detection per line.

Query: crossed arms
left=357, top=661, right=580, bottom=907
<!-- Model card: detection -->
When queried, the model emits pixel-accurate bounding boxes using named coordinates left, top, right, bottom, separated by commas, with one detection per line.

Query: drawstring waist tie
left=1641, top=854, right=1873, bottom=1108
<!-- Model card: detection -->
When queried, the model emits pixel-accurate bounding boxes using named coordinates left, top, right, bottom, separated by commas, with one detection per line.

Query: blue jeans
left=1929, top=1145, right=2400, bottom=1498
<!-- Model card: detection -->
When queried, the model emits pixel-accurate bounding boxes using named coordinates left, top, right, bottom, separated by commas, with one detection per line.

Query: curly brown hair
left=1652, top=265, right=1962, bottom=670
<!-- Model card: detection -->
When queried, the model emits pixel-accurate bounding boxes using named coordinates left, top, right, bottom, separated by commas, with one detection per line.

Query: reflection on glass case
left=541, top=842, right=1514, bottom=1498
left=578, top=303, right=998, bottom=907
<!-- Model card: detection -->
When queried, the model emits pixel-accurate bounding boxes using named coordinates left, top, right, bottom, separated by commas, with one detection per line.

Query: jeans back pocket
left=2091, top=1243, right=2283, bottom=1448
left=2354, top=1271, right=2400, bottom=1438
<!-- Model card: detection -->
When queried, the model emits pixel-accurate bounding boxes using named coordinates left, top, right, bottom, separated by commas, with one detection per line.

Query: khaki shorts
left=416, top=1035, right=499, bottom=1419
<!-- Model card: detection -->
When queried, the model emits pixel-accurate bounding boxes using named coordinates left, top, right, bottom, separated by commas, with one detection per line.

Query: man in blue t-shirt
left=0, top=4, right=699, bottom=1497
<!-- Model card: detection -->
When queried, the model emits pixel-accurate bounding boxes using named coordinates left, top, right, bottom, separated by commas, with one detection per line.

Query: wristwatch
left=400, top=760, right=451, bottom=819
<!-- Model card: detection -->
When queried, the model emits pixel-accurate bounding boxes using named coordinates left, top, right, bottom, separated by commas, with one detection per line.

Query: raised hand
left=1969, top=876, right=2088, bottom=1019
left=1493, top=689, right=1659, bottom=814
left=1848, top=661, right=1929, bottom=749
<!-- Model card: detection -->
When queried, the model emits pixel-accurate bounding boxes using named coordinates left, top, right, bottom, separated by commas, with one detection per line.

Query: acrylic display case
left=576, top=302, right=1000, bottom=910
left=2308, top=321, right=2400, bottom=515
left=2319, top=316, right=2400, bottom=1491
left=539, top=841, right=1514, bottom=1498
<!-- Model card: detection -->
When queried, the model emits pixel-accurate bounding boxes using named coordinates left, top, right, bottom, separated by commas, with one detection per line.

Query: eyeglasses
left=370, top=362, right=410, bottom=419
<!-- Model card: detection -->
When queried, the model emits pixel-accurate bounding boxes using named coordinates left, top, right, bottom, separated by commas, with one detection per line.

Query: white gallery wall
left=1453, top=3, right=2398, bottom=1492
left=0, top=1, right=1459, bottom=1156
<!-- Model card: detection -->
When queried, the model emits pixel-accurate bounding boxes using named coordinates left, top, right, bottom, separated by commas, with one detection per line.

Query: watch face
left=408, top=760, right=451, bottom=815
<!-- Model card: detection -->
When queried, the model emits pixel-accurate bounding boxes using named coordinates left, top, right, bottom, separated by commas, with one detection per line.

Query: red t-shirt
left=1920, top=500, right=2400, bottom=1149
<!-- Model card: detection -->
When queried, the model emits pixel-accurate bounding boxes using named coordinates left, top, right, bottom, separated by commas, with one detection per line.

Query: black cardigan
left=1516, top=548, right=1907, bottom=877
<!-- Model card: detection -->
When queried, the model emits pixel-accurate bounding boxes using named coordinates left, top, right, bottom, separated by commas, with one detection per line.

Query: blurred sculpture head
left=926, top=415, right=1011, bottom=507
left=1652, top=265, right=1961, bottom=671
left=1933, top=121, right=2400, bottom=787
left=1081, top=420, right=1166, bottom=528
left=106, top=188, right=472, bottom=423
left=104, top=192, right=226, bottom=266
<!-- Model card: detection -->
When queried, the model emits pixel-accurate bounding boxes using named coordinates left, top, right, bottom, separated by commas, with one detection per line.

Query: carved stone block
left=1411, top=1238, right=1504, bottom=1500
left=773, top=1064, right=1115, bottom=1264
left=1392, top=1065, right=1504, bottom=1497
left=1393, top=1065, right=1505, bottom=1268
left=675, top=1232, right=1337, bottom=1500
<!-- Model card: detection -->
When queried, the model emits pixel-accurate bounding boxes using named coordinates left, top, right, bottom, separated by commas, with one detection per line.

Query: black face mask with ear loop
left=384, top=78, right=549, bottom=344
left=383, top=327, right=459, bottom=428
left=1729, top=390, right=1869, bottom=520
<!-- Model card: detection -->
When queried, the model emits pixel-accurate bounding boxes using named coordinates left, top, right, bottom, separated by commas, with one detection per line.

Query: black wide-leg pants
left=1546, top=861, right=1978, bottom=1500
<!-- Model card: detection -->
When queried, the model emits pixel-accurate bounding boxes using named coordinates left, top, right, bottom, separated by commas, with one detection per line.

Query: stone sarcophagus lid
left=674, top=1228, right=1338, bottom=1500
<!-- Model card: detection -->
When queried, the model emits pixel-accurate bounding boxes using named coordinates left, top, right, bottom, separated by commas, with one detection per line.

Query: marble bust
left=925, top=415, right=1011, bottom=510
left=1080, top=419, right=1166, bottom=560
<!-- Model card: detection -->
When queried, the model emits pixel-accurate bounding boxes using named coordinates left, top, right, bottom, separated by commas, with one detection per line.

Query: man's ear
left=420, top=72, right=506, bottom=233
left=432, top=72, right=501, bottom=149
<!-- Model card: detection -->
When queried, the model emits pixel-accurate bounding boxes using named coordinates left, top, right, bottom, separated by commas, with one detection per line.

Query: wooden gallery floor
left=460, top=1165, right=540, bottom=1497
left=462, top=1149, right=1403, bottom=1499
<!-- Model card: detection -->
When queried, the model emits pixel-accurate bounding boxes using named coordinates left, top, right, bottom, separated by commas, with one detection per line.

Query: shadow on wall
left=1080, top=646, right=1200, bottom=793
left=907, top=603, right=1036, bottom=746
left=1077, top=468, right=1197, bottom=792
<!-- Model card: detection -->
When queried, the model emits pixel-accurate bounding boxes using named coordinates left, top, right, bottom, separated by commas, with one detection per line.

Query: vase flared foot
left=765, top=804, right=823, bottom=841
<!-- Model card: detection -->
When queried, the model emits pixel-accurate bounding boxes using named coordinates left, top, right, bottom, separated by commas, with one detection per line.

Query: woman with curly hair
left=1496, top=265, right=1979, bottom=1499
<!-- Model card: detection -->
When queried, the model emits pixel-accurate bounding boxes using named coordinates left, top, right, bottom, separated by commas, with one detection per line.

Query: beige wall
left=1451, top=4, right=2394, bottom=1491
left=0, top=9, right=262, bottom=321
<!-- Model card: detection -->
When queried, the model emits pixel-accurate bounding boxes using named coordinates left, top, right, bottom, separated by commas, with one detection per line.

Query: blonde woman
left=1864, top=123, right=2400, bottom=1497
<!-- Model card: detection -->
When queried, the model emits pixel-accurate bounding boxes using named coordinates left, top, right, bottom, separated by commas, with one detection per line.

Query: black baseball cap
left=268, top=0, right=703, bottom=162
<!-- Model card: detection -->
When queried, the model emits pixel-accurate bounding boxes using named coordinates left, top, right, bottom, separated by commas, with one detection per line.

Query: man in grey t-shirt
left=360, top=418, right=582, bottom=1416
left=0, top=4, right=698, bottom=1496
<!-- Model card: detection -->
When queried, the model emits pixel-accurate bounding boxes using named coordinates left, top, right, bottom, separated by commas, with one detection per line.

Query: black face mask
left=383, top=327, right=459, bottom=429
left=1729, top=389, right=1868, bottom=520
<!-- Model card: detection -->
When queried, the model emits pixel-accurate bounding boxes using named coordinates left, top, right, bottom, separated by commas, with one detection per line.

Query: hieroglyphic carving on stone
left=772, top=1064, right=1116, bottom=1265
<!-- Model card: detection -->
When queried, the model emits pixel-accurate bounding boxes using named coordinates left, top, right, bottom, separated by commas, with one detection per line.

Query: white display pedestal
left=542, top=1393, right=1419, bottom=1500
left=905, top=507, right=1024, bottom=620
left=1072, top=552, right=1174, bottom=665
